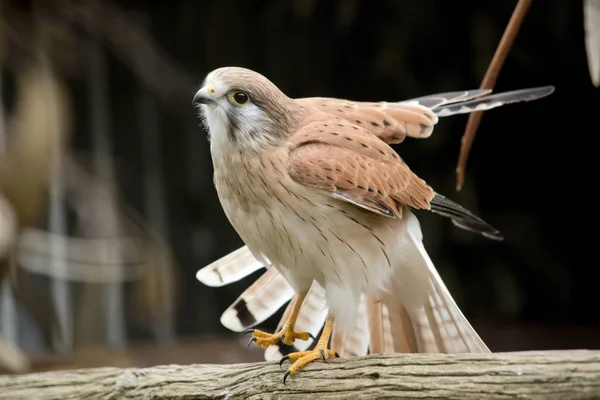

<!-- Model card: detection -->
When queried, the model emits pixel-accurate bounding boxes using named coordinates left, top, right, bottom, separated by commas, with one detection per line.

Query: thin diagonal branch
left=455, top=0, right=532, bottom=191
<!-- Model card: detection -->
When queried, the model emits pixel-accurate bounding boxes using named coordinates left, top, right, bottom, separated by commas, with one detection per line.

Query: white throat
left=201, top=104, right=231, bottom=160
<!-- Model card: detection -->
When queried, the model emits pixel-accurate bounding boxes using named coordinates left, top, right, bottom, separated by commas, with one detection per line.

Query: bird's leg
left=245, top=290, right=313, bottom=349
left=280, top=315, right=339, bottom=384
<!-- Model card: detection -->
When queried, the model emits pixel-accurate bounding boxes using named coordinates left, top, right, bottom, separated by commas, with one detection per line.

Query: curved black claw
left=242, top=328, right=255, bottom=337
left=307, top=332, right=316, bottom=341
left=247, top=337, right=257, bottom=347
left=335, top=351, right=340, bottom=358
left=283, top=370, right=291, bottom=385
left=320, top=349, right=326, bottom=362
left=279, top=355, right=290, bottom=369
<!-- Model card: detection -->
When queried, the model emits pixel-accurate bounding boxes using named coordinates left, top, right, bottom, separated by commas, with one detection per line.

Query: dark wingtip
left=431, top=193, right=504, bottom=241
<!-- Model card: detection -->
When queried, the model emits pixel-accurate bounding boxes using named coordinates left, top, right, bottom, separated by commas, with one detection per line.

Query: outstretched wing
left=297, top=86, right=553, bottom=144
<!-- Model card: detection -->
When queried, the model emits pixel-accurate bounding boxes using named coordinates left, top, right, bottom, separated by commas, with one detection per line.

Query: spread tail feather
left=220, top=267, right=294, bottom=332
left=196, top=245, right=265, bottom=287
left=365, top=297, right=395, bottom=354
left=386, top=299, right=420, bottom=353
left=330, top=294, right=370, bottom=358
left=386, top=213, right=490, bottom=353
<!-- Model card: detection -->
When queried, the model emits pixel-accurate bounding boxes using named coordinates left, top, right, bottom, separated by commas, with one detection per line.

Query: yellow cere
left=207, top=83, right=216, bottom=95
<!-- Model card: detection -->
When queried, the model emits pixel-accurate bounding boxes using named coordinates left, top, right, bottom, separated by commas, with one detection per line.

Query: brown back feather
left=287, top=112, right=434, bottom=216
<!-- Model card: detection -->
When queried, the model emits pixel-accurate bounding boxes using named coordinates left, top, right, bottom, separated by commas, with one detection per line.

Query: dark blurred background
left=0, top=0, right=598, bottom=374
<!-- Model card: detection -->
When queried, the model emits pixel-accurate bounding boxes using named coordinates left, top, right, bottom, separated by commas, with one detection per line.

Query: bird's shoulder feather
left=286, top=112, right=434, bottom=217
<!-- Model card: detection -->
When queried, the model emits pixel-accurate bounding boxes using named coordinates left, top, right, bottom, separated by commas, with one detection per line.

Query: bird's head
left=193, top=67, right=299, bottom=154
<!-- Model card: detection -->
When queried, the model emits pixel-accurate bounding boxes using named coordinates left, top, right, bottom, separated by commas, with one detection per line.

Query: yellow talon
left=245, top=326, right=313, bottom=349
left=244, top=290, right=313, bottom=349
left=280, top=315, right=338, bottom=384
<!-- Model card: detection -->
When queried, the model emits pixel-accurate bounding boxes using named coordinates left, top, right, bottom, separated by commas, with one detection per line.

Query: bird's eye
left=231, top=91, right=250, bottom=105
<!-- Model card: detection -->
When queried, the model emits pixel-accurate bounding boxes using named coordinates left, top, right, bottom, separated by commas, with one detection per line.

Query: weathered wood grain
left=1, top=350, right=599, bottom=399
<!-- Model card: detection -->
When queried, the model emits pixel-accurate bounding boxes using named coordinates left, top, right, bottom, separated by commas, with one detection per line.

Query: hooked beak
left=192, top=87, right=215, bottom=106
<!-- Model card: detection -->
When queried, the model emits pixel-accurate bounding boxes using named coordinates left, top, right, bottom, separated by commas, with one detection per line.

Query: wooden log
left=1, top=350, right=599, bottom=399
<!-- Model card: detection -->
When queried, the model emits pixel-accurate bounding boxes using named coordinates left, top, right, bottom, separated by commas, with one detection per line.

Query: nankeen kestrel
left=193, top=67, right=553, bottom=383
